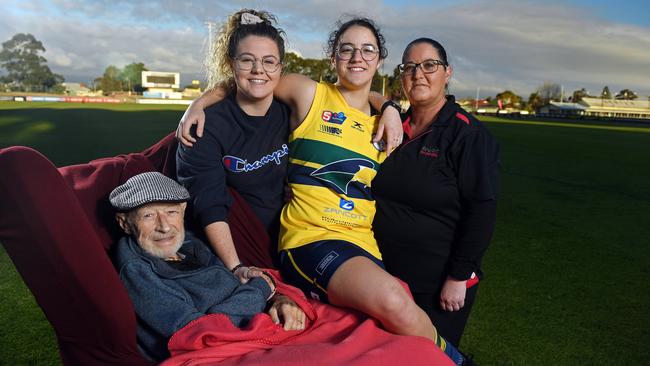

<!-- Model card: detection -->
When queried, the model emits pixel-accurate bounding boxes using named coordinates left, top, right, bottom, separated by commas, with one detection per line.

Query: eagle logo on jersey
left=310, top=158, right=376, bottom=195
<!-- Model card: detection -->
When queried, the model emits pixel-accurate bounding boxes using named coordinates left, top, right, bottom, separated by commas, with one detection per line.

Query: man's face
left=117, top=202, right=187, bottom=259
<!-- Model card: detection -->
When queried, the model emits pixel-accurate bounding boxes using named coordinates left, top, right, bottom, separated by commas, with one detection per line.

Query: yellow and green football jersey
left=279, top=82, right=387, bottom=259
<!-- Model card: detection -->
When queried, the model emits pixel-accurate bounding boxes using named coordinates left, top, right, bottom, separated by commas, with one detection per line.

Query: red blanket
left=162, top=271, right=453, bottom=366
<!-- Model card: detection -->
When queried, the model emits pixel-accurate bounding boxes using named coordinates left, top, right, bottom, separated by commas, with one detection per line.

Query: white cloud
left=368, top=0, right=650, bottom=97
left=47, top=47, right=74, bottom=67
left=1, top=3, right=207, bottom=84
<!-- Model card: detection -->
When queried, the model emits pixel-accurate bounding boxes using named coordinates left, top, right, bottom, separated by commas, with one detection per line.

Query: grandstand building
left=537, top=97, right=650, bottom=119
left=537, top=101, right=585, bottom=117
left=580, top=97, right=650, bottom=119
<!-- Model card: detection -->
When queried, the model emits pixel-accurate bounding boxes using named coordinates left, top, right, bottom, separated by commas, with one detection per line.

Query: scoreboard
left=141, top=71, right=180, bottom=89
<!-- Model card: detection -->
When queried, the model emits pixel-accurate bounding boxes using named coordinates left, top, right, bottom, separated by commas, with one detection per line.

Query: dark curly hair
left=326, top=17, right=388, bottom=60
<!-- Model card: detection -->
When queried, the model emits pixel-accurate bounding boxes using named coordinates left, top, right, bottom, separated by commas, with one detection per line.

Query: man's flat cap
left=109, top=172, right=190, bottom=211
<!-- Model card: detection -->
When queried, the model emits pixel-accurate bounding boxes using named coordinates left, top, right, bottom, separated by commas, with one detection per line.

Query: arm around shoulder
left=177, top=87, right=227, bottom=146
left=368, top=91, right=403, bottom=155
left=274, top=73, right=317, bottom=129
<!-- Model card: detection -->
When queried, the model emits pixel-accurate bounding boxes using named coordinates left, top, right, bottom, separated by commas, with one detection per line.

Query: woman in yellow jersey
left=177, top=18, right=439, bottom=343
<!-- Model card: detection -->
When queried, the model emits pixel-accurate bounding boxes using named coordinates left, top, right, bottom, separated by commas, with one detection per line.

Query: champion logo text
left=223, top=144, right=289, bottom=173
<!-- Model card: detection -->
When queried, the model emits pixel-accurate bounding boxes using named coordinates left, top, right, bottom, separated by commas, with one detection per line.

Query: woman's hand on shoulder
left=374, top=106, right=403, bottom=156
left=176, top=99, right=206, bottom=147
left=439, top=276, right=467, bottom=312
left=267, top=294, right=306, bottom=331
left=176, top=88, right=226, bottom=147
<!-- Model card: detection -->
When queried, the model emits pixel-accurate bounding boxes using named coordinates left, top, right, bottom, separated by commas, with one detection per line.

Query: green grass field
left=1, top=102, right=649, bottom=365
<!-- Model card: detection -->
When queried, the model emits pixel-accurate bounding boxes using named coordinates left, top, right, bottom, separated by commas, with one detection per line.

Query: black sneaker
left=460, top=352, right=477, bottom=366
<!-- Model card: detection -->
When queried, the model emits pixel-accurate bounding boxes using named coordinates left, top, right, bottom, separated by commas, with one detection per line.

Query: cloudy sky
left=2, top=0, right=649, bottom=98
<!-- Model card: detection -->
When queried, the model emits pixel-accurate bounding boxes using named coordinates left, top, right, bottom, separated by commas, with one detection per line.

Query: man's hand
left=439, top=276, right=467, bottom=312
left=373, top=106, right=403, bottom=157
left=267, top=294, right=306, bottom=331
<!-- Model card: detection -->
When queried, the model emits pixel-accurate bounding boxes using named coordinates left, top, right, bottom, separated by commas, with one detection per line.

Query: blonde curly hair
left=205, top=9, right=286, bottom=93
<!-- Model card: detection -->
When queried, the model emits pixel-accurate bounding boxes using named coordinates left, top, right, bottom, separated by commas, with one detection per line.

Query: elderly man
left=110, top=172, right=305, bottom=362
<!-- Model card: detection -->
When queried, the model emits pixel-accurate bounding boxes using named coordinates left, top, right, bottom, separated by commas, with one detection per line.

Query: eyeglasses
left=398, top=59, right=446, bottom=75
left=336, top=44, right=380, bottom=61
left=234, top=55, right=282, bottom=73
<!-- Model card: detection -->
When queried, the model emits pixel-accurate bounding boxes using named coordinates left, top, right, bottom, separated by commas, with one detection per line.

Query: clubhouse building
left=538, top=97, right=650, bottom=119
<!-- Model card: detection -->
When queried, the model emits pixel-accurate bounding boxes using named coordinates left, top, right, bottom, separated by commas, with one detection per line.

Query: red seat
left=0, top=133, right=273, bottom=365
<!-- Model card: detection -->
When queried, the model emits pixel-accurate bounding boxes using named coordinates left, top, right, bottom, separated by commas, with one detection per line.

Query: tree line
left=93, top=63, right=148, bottom=94
left=0, top=33, right=643, bottom=107
left=0, top=32, right=405, bottom=97
left=462, top=83, right=640, bottom=112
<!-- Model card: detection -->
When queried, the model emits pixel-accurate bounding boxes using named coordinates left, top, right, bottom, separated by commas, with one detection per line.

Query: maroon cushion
left=58, top=133, right=178, bottom=250
left=0, top=132, right=274, bottom=365
left=227, top=186, right=275, bottom=269
left=0, top=146, right=149, bottom=365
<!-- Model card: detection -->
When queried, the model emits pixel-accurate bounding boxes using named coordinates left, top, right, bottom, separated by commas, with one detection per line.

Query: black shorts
left=279, top=239, right=384, bottom=303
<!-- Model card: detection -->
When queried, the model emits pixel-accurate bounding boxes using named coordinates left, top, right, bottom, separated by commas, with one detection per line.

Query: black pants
left=412, top=283, right=479, bottom=347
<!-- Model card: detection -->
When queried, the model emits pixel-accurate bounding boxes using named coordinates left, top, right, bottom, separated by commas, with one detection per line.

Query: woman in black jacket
left=373, top=37, right=500, bottom=347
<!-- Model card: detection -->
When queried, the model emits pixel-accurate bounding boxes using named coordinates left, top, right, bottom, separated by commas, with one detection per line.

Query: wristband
left=261, top=271, right=276, bottom=289
left=260, top=271, right=277, bottom=300
left=230, top=263, right=244, bottom=274
left=380, top=100, right=401, bottom=114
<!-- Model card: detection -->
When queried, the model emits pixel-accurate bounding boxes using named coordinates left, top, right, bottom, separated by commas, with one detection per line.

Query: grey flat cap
left=109, top=172, right=190, bottom=211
